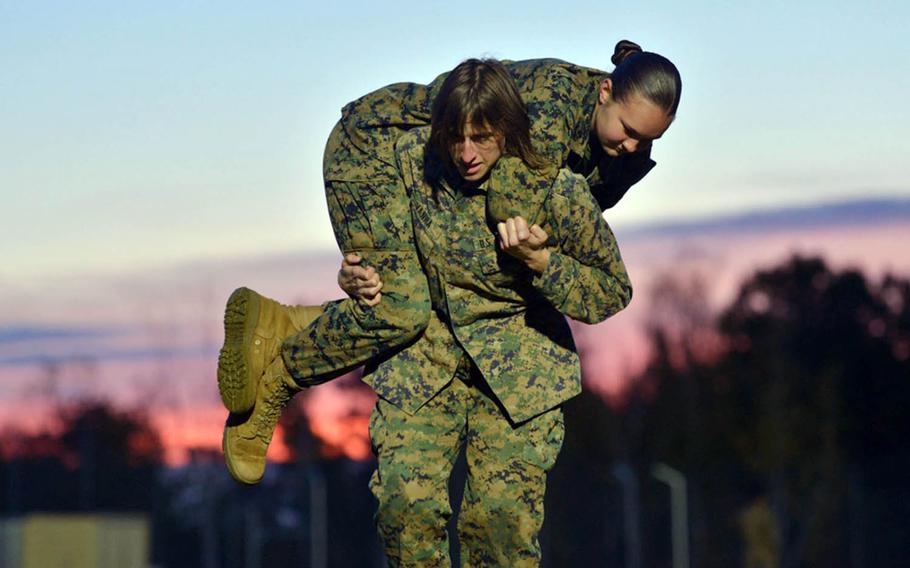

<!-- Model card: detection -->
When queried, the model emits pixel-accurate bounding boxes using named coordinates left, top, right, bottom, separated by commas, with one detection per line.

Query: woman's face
left=451, top=121, right=505, bottom=182
left=593, top=79, right=673, bottom=157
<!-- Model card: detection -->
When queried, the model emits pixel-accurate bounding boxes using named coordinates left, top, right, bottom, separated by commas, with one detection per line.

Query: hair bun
left=611, top=40, right=643, bottom=66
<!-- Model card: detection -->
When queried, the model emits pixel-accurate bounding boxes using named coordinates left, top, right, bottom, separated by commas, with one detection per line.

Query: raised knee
left=372, top=290, right=431, bottom=340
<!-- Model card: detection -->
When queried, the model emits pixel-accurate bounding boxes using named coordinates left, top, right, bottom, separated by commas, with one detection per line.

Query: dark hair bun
left=611, top=40, right=643, bottom=66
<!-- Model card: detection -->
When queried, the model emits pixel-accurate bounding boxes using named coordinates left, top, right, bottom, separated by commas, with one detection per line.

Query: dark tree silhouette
left=548, top=255, right=910, bottom=567
left=632, top=255, right=910, bottom=567
left=58, top=400, right=164, bottom=510
left=715, top=256, right=910, bottom=566
left=0, top=399, right=163, bottom=513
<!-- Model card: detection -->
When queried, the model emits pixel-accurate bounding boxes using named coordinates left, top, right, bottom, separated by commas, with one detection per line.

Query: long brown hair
left=429, top=58, right=547, bottom=171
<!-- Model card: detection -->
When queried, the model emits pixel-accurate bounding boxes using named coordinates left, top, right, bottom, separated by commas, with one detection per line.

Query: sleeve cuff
left=532, top=251, right=576, bottom=308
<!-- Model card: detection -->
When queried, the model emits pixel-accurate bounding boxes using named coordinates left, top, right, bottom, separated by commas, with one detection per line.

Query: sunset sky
left=3, top=212, right=909, bottom=463
left=2, top=1, right=908, bottom=280
left=2, top=2, right=909, bottom=464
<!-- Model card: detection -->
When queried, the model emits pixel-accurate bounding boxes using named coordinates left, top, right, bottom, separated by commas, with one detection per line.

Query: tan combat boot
left=223, top=355, right=301, bottom=484
left=217, top=287, right=321, bottom=413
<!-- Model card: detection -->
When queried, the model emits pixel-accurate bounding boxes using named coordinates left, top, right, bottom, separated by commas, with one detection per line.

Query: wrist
left=526, top=249, right=550, bottom=274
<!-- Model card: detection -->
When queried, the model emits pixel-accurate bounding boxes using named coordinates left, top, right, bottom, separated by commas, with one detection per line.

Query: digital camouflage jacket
left=363, top=126, right=632, bottom=422
left=323, top=59, right=655, bottom=211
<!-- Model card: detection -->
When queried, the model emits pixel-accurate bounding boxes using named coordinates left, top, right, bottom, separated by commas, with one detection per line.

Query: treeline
left=546, top=255, right=910, bottom=567
left=2, top=254, right=908, bottom=567
left=0, top=393, right=381, bottom=568
left=0, top=401, right=163, bottom=513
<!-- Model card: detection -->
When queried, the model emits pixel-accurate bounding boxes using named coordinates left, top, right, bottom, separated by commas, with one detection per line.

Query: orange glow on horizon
left=4, top=221, right=910, bottom=468
left=153, top=404, right=365, bottom=466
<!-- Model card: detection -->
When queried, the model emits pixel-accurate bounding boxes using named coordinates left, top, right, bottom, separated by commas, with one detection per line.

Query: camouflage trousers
left=281, top=122, right=431, bottom=386
left=369, top=366, right=565, bottom=567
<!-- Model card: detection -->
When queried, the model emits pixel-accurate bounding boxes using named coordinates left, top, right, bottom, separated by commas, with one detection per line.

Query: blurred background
left=2, top=1, right=909, bottom=567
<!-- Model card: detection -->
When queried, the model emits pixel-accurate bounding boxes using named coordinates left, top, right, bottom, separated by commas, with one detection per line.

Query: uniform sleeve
left=524, top=66, right=582, bottom=166
left=393, top=127, right=428, bottom=194
left=531, top=170, right=632, bottom=324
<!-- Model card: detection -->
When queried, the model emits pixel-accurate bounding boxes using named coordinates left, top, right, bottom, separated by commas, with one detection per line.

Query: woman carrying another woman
left=218, top=43, right=682, bottom=493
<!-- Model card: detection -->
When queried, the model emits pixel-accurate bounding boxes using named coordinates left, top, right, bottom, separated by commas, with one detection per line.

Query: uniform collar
left=429, top=153, right=491, bottom=198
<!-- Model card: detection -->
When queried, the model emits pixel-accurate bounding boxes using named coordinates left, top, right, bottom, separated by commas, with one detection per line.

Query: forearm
left=532, top=247, right=631, bottom=324
left=531, top=171, right=633, bottom=323
left=524, top=249, right=551, bottom=274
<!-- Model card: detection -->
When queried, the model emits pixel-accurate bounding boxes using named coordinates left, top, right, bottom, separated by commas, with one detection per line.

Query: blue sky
left=2, top=0, right=908, bottom=280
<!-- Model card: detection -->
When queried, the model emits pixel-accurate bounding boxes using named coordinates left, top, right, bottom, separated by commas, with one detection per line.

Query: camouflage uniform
left=367, top=126, right=632, bottom=566
left=271, top=61, right=648, bottom=563
left=281, top=82, right=439, bottom=385
left=281, top=59, right=653, bottom=388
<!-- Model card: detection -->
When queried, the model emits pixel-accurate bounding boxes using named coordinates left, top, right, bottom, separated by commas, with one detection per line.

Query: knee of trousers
left=457, top=459, right=549, bottom=545
left=373, top=480, right=452, bottom=538
left=368, top=281, right=430, bottom=340
left=351, top=249, right=431, bottom=339
left=458, top=495, right=545, bottom=536
left=458, top=497, right=545, bottom=565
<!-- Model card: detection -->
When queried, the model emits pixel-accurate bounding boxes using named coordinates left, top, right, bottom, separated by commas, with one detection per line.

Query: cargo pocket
left=518, top=407, right=565, bottom=472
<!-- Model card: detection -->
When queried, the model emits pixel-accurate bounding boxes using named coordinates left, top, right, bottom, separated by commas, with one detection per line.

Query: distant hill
left=622, top=197, right=910, bottom=238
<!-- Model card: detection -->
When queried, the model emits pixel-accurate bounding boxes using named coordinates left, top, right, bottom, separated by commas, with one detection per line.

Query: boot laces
left=252, top=375, right=292, bottom=444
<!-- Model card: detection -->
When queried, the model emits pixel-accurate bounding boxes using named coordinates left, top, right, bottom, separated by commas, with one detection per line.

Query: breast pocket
left=461, top=235, right=502, bottom=275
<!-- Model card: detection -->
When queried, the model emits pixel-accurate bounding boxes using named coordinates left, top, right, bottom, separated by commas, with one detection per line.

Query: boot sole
left=222, top=415, right=264, bottom=485
left=217, top=287, right=261, bottom=413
